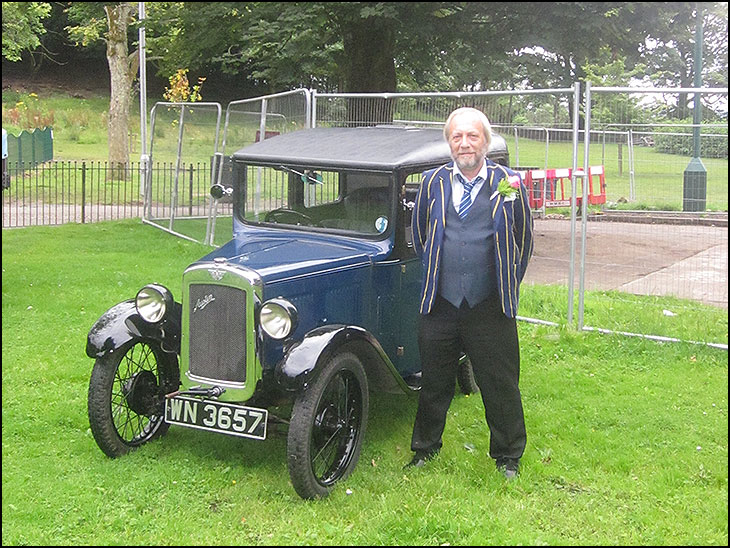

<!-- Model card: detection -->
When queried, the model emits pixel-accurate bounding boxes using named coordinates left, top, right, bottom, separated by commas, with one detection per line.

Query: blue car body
left=85, top=125, right=509, bottom=498
left=87, top=125, right=511, bottom=404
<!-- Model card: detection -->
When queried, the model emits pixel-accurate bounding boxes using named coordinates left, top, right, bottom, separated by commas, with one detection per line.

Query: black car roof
left=231, top=126, right=452, bottom=170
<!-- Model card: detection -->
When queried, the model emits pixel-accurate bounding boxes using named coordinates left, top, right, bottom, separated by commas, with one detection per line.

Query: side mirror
left=210, top=184, right=232, bottom=200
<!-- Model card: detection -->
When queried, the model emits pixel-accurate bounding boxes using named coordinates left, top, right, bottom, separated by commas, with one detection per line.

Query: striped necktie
left=457, top=174, right=482, bottom=219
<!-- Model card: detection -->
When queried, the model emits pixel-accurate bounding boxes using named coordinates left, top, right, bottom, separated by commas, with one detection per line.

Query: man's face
left=447, top=113, right=489, bottom=173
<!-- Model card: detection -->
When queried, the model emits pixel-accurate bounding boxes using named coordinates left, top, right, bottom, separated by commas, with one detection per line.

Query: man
left=406, top=107, right=534, bottom=479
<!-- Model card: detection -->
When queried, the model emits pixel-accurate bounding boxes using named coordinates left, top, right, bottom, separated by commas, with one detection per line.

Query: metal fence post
left=578, top=82, right=592, bottom=331
left=567, top=81, right=581, bottom=326
left=542, top=127, right=550, bottom=216
left=628, top=128, right=636, bottom=200
left=169, top=105, right=186, bottom=231
left=81, top=161, right=86, bottom=224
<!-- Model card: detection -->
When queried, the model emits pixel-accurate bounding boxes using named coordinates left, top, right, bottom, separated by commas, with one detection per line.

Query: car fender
left=85, top=300, right=182, bottom=359
left=275, top=324, right=417, bottom=395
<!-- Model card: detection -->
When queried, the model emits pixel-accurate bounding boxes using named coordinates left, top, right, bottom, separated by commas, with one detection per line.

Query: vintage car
left=86, top=125, right=510, bottom=499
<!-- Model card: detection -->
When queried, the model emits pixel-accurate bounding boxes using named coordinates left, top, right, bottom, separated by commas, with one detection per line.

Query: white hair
left=443, top=107, right=492, bottom=146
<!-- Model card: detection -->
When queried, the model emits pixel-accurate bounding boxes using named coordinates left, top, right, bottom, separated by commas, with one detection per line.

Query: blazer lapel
left=487, top=166, right=504, bottom=225
left=441, top=163, right=454, bottom=221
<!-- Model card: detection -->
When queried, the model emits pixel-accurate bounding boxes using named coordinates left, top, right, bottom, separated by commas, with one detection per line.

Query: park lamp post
left=683, top=4, right=707, bottom=212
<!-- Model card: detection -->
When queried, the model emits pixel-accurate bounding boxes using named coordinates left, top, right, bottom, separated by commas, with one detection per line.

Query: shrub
left=654, top=120, right=728, bottom=159
left=2, top=93, right=55, bottom=131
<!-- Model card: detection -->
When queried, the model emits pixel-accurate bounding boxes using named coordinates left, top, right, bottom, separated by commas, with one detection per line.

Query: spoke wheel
left=88, top=340, right=179, bottom=458
left=287, top=352, right=368, bottom=499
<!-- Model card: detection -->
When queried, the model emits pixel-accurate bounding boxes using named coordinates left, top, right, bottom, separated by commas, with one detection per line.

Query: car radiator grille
left=188, top=284, right=247, bottom=384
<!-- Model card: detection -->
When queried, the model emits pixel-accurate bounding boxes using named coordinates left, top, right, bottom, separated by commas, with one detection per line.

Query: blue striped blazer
left=411, top=159, right=534, bottom=318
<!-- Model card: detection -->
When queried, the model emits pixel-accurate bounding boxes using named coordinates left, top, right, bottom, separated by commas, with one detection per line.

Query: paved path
left=524, top=218, right=728, bottom=309
left=619, top=244, right=727, bottom=308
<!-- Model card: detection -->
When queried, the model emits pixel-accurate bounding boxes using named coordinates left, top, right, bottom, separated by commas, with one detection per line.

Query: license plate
left=165, top=396, right=267, bottom=440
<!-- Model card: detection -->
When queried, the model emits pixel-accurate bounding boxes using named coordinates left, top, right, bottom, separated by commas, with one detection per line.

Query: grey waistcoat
left=438, top=185, right=497, bottom=308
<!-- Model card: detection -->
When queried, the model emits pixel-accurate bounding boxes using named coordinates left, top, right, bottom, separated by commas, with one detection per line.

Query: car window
left=403, top=173, right=423, bottom=249
left=237, top=165, right=393, bottom=237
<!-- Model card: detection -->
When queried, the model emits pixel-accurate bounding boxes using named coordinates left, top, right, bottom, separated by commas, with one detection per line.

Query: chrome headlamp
left=259, top=298, right=298, bottom=340
left=135, top=284, right=174, bottom=324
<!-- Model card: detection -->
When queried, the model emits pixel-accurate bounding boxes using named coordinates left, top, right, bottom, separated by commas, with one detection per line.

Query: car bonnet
left=195, top=229, right=392, bottom=284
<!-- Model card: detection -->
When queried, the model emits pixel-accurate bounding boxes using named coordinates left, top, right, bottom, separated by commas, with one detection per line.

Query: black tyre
left=287, top=352, right=369, bottom=499
left=88, top=340, right=179, bottom=458
left=457, top=355, right=480, bottom=395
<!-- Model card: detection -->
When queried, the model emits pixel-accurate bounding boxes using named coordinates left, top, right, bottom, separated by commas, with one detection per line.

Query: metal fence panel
left=221, top=89, right=311, bottom=155
left=579, top=86, right=728, bottom=346
left=313, top=88, right=583, bottom=331
left=145, top=102, right=223, bottom=243
left=1, top=160, right=222, bottom=229
left=139, top=91, right=312, bottom=246
left=210, top=89, right=312, bottom=245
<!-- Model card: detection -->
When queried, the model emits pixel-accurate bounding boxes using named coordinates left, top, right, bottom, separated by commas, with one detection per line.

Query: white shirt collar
left=451, top=159, right=488, bottom=211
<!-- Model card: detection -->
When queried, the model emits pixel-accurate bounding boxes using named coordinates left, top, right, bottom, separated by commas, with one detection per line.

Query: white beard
left=454, top=145, right=488, bottom=172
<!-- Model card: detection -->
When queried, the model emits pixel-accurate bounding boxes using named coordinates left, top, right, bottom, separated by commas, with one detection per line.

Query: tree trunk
left=105, top=3, right=134, bottom=179
left=341, top=17, right=397, bottom=125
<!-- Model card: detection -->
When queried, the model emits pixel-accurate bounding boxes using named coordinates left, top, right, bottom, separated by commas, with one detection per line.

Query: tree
left=66, top=2, right=138, bottom=173
left=2, top=1, right=52, bottom=62
left=144, top=2, right=498, bottom=93
left=582, top=46, right=650, bottom=126
left=141, top=3, right=687, bottom=100
left=640, top=2, right=728, bottom=118
left=144, top=2, right=393, bottom=93
left=471, top=3, right=721, bottom=128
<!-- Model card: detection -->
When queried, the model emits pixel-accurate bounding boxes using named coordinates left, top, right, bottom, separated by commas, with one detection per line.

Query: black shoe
left=496, top=458, right=520, bottom=480
left=403, top=450, right=438, bottom=469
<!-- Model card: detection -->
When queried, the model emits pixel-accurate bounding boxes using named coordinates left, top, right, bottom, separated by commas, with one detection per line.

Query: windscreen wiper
left=278, top=165, right=324, bottom=185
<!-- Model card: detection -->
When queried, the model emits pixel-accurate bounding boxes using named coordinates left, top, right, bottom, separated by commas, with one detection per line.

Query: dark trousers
left=410, top=294, right=526, bottom=462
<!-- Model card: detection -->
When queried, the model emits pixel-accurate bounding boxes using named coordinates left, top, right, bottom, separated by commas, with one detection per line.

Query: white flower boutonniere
left=492, top=175, right=520, bottom=202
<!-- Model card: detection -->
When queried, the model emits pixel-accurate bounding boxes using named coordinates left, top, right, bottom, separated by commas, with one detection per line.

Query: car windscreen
left=236, top=164, right=394, bottom=237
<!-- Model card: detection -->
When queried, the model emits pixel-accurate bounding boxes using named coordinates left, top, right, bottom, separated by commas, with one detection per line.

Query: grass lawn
left=2, top=220, right=727, bottom=545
